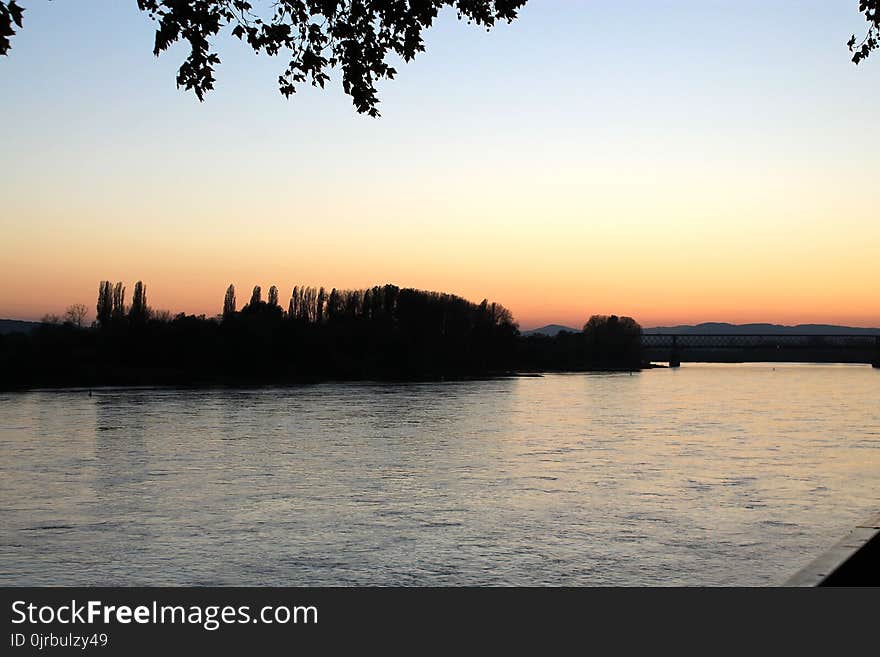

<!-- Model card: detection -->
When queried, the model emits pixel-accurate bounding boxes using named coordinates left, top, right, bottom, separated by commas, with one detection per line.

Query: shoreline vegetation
left=0, top=281, right=645, bottom=390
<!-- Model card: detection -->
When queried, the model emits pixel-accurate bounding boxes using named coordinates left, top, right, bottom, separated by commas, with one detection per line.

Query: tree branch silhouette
left=849, top=0, right=879, bottom=63
left=1, top=1, right=527, bottom=116
left=3, top=2, right=876, bottom=114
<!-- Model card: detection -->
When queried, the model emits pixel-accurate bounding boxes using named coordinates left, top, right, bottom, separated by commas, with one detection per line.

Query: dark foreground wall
left=820, top=530, right=880, bottom=586
left=786, top=513, right=880, bottom=586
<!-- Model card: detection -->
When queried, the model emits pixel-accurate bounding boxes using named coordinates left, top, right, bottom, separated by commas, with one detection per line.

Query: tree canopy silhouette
left=1, top=0, right=527, bottom=116
left=849, top=0, right=880, bottom=63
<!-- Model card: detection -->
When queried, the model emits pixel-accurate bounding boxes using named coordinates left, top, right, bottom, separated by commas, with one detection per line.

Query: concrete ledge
left=785, top=513, right=880, bottom=587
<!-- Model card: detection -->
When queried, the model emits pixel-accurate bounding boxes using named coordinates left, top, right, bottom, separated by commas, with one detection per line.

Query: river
left=1, top=364, right=877, bottom=585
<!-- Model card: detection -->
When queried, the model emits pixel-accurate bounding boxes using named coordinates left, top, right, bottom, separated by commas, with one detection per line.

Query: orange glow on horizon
left=2, top=165, right=878, bottom=329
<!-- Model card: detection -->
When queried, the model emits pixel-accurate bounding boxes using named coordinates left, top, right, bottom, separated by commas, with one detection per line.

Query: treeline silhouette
left=0, top=281, right=644, bottom=389
left=518, top=315, right=643, bottom=372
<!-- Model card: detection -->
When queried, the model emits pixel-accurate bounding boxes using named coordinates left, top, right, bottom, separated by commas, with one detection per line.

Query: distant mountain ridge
left=6, top=317, right=879, bottom=338
left=642, top=323, right=880, bottom=335
left=523, top=322, right=880, bottom=337
left=0, top=319, right=40, bottom=335
left=521, top=324, right=579, bottom=337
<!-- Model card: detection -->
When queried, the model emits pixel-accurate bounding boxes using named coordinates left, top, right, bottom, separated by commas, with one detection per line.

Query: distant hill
left=522, top=324, right=579, bottom=337
left=0, top=319, right=40, bottom=335
left=524, top=322, right=880, bottom=337
left=642, top=322, right=880, bottom=335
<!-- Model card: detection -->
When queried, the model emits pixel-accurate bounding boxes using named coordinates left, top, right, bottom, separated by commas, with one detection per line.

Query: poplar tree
left=315, top=287, right=326, bottom=325
left=130, top=281, right=149, bottom=323
left=223, top=284, right=237, bottom=317
left=111, top=282, right=126, bottom=321
left=250, top=285, right=262, bottom=307
left=96, top=281, right=113, bottom=326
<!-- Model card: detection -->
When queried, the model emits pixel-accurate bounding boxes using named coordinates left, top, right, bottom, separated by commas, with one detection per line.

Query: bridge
left=641, top=334, right=880, bottom=368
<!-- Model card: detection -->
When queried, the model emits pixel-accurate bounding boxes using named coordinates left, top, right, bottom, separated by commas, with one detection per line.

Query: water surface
left=1, top=364, right=878, bottom=585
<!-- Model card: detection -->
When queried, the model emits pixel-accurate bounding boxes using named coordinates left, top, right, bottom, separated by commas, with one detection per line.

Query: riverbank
left=0, top=365, right=665, bottom=392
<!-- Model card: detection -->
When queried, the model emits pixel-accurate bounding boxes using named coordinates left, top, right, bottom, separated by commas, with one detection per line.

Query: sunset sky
left=1, top=1, right=878, bottom=329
